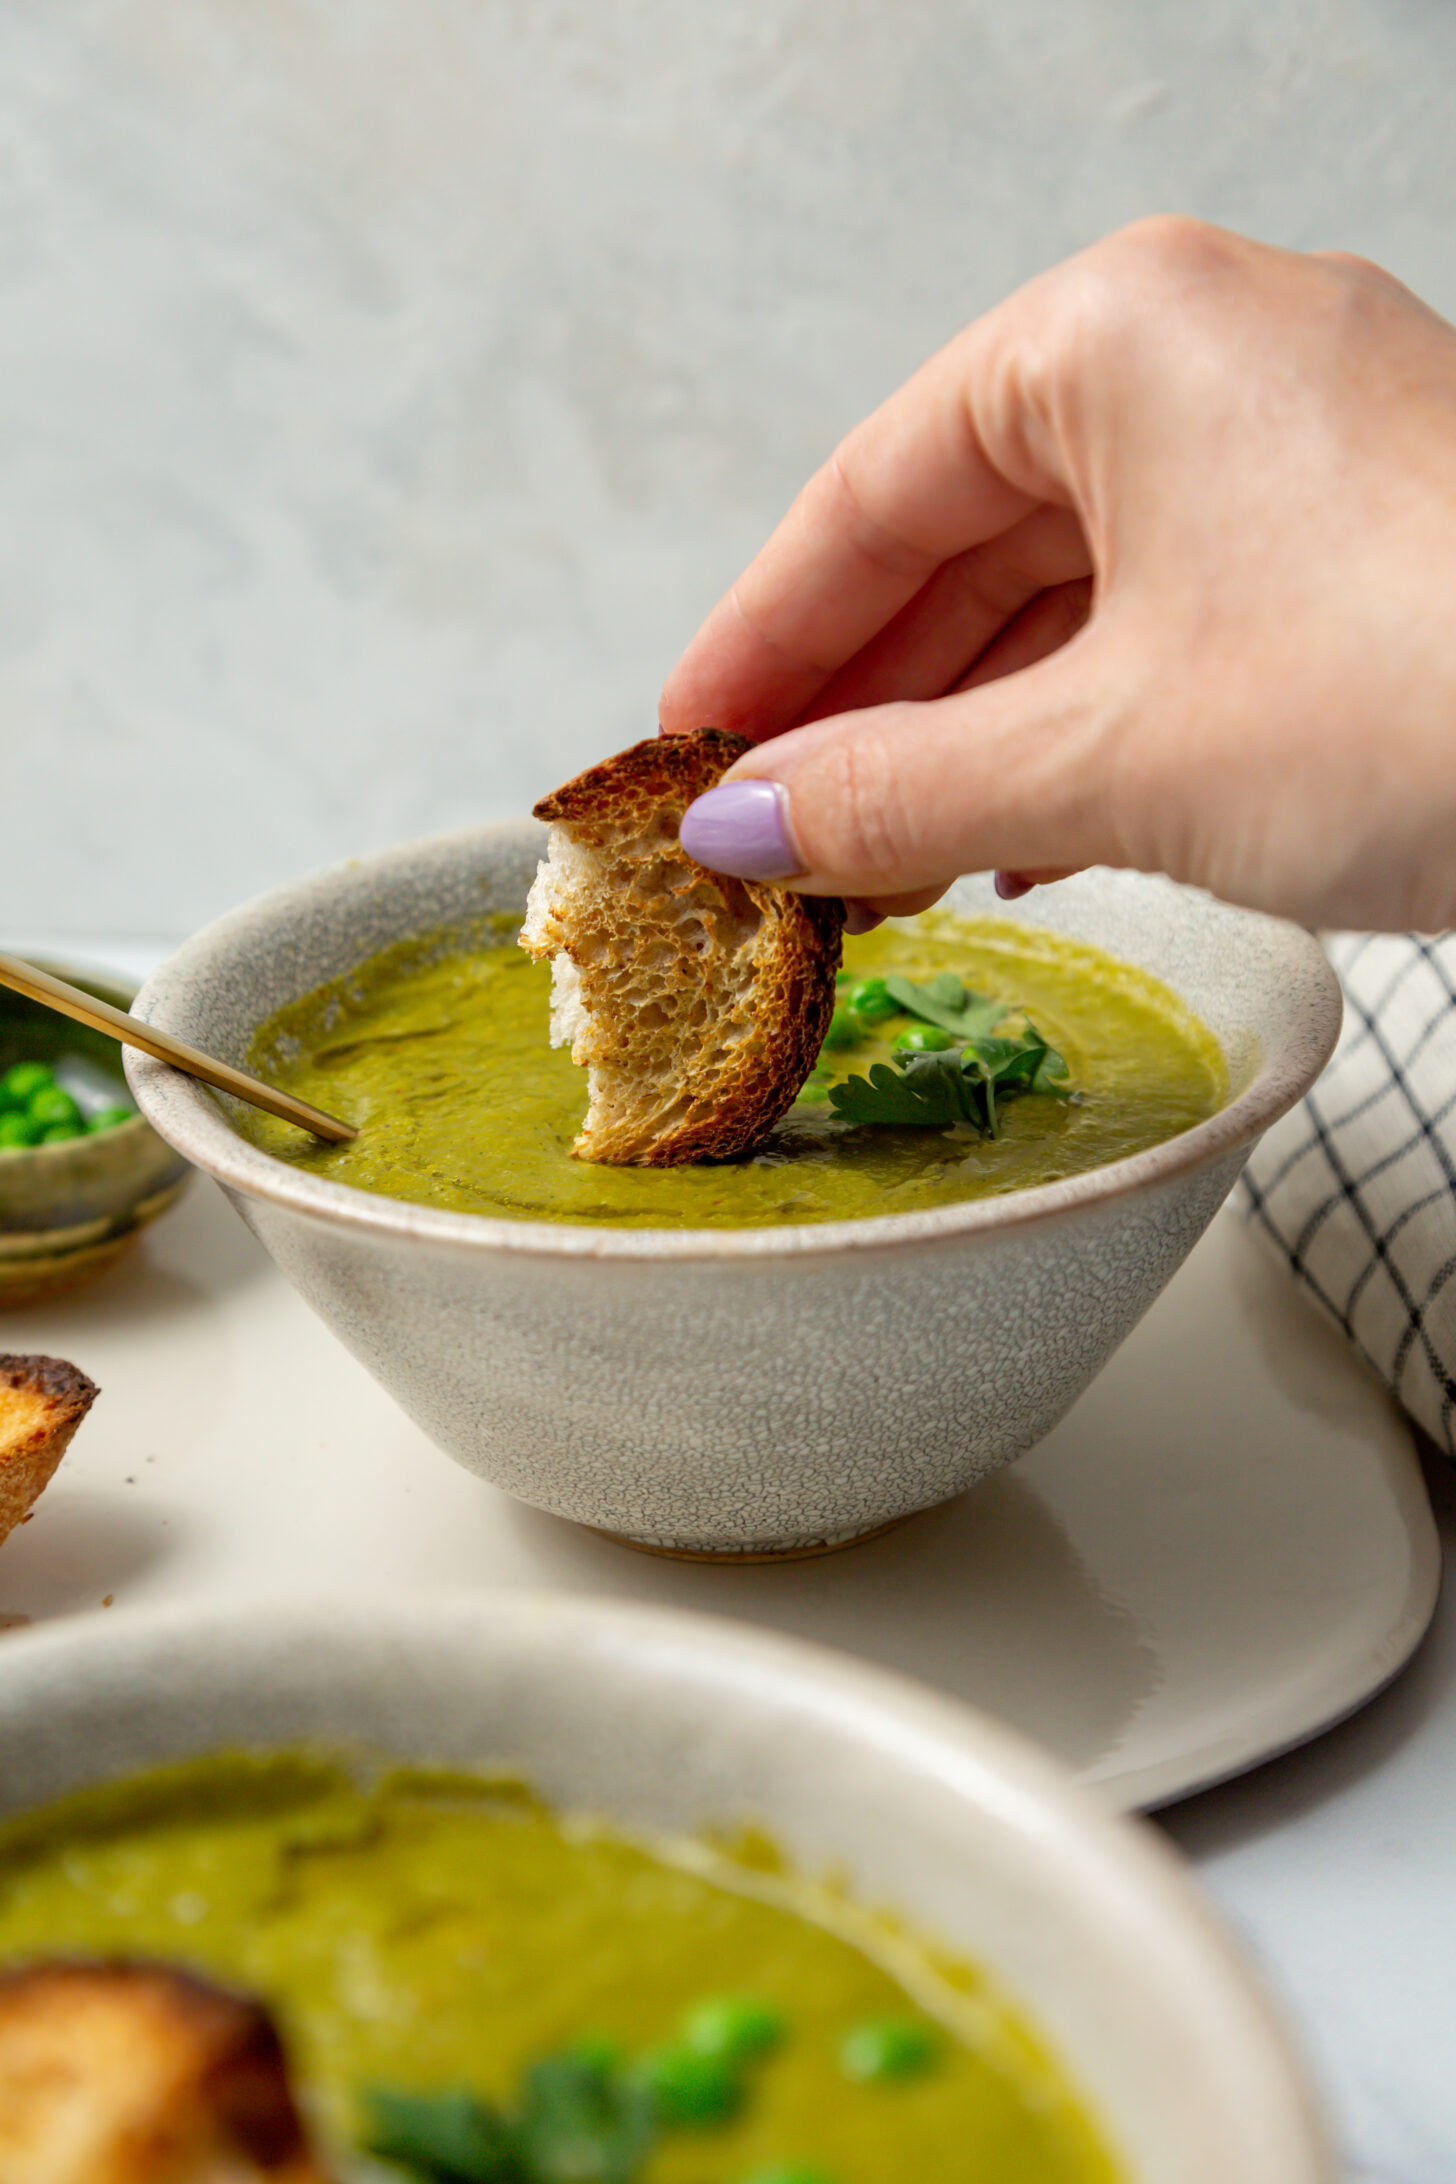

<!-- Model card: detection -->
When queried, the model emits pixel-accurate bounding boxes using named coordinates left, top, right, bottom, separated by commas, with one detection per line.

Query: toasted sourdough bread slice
left=522, top=731, right=843, bottom=1165
left=0, top=1961, right=328, bottom=2183
left=0, top=1355, right=98, bottom=1550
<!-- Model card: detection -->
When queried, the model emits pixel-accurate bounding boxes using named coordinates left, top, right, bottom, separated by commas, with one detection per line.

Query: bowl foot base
left=0, top=1232, right=138, bottom=1306
left=592, top=1514, right=912, bottom=1563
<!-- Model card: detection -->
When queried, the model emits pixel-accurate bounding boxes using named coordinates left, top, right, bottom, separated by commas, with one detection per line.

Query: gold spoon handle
left=0, top=951, right=357, bottom=1145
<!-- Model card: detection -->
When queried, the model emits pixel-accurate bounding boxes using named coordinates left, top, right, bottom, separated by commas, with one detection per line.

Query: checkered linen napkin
left=1240, top=933, right=1456, bottom=1456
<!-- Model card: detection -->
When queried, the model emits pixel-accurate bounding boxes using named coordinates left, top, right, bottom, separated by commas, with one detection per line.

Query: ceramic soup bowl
left=0, top=1593, right=1335, bottom=2184
left=127, top=828, right=1340, bottom=1556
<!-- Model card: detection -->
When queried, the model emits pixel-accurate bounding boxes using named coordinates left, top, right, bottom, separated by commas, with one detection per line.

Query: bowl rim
left=127, top=825, right=1344, bottom=1263
left=0, top=1591, right=1334, bottom=2183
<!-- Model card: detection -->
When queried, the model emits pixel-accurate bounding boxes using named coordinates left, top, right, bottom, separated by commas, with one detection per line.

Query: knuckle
left=1315, top=246, right=1381, bottom=277
left=1115, top=212, right=1226, bottom=267
left=1074, top=217, right=1237, bottom=350
left=1308, top=247, right=1413, bottom=350
left=1311, top=248, right=1402, bottom=299
left=976, top=222, right=1243, bottom=489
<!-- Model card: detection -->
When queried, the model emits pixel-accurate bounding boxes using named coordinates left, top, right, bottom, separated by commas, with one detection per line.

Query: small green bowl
left=0, top=962, right=191, bottom=1302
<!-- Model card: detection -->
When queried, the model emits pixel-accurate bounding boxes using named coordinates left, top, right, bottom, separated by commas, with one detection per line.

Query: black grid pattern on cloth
left=1240, top=932, right=1456, bottom=1456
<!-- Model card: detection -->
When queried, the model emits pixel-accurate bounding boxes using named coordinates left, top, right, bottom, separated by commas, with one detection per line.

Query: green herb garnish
left=808, top=974, right=1008, bottom=1066
left=362, top=2053, right=654, bottom=2183
left=363, top=1989, right=930, bottom=2184
left=362, top=2085, right=523, bottom=2181
left=798, top=967, right=1074, bottom=1130
left=518, top=2053, right=655, bottom=2182
left=881, top=972, right=1009, bottom=1041
left=360, top=2018, right=737, bottom=2184
left=828, top=1025, right=1069, bottom=1138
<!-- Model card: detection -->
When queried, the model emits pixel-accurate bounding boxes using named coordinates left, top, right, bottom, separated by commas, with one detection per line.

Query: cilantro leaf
left=1032, top=1041, right=1070, bottom=1089
left=360, top=2053, right=656, bottom=2184
left=827, top=1021, right=1073, bottom=1137
left=881, top=973, right=1008, bottom=1040
left=361, top=2086, right=525, bottom=2182
left=828, top=1056, right=976, bottom=1128
left=517, top=2055, right=655, bottom=2184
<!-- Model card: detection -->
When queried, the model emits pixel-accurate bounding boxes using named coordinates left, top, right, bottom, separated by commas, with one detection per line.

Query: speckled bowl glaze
left=127, top=828, right=1341, bottom=1555
left=0, top=961, right=190, bottom=1302
left=0, top=1593, right=1335, bottom=2184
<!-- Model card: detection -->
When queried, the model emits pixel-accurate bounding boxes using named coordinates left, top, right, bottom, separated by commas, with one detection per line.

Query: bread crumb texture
left=523, top=732, right=843, bottom=1165
left=0, top=1355, right=98, bottom=1549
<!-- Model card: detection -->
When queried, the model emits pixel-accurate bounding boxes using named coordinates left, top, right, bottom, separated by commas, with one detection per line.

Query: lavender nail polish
left=680, top=781, right=803, bottom=881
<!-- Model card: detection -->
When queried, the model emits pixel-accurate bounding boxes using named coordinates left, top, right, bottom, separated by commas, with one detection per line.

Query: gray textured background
left=3, top=0, right=1454, bottom=940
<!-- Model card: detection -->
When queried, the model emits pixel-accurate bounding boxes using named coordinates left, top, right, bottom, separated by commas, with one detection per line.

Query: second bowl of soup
left=0, top=1594, right=1334, bottom=2183
left=126, top=826, right=1340, bottom=1555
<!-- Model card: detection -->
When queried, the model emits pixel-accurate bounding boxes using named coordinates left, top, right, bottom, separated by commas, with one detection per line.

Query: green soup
left=0, top=1755, right=1122, bottom=2183
left=241, top=913, right=1224, bottom=1230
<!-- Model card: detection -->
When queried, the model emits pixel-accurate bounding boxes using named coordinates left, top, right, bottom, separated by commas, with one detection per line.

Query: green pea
left=822, top=1007, right=868, bottom=1051
left=845, top=977, right=899, bottom=1024
left=683, top=1994, right=784, bottom=2064
left=87, top=1104, right=136, bottom=1133
left=27, top=1085, right=83, bottom=1131
left=40, top=1122, right=85, bottom=1144
left=838, top=2017, right=941, bottom=2083
left=1, top=1061, right=53, bottom=1103
left=634, top=2045, right=741, bottom=2127
left=892, top=1024, right=956, bottom=1053
left=0, top=1113, right=42, bottom=1149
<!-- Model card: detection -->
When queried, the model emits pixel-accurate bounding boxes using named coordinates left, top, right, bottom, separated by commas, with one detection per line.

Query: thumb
left=678, top=639, right=1125, bottom=902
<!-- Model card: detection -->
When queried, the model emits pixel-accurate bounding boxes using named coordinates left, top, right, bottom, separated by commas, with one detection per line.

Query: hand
left=660, top=218, right=1456, bottom=933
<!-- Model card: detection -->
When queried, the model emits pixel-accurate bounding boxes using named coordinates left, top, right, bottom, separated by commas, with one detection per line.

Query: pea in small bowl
left=0, top=962, right=190, bottom=1302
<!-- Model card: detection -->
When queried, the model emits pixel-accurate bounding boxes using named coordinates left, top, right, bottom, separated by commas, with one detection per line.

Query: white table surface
left=9, top=935, right=1455, bottom=2184
left=1160, top=1447, right=1456, bottom=2184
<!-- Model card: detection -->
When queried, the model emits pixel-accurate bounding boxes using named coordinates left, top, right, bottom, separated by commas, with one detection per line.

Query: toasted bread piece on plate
left=522, top=731, right=843, bottom=1165
left=0, top=1960, right=328, bottom=2184
left=0, top=1355, right=98, bottom=1549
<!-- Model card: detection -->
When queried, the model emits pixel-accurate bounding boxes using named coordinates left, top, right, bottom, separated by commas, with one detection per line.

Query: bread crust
left=525, top=732, right=843, bottom=1165
left=0, top=1959, right=328, bottom=2182
left=0, top=1354, right=99, bottom=1549
left=532, top=728, right=751, bottom=830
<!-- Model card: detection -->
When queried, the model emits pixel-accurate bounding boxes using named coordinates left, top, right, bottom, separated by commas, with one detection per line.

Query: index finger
left=659, top=316, right=1058, bottom=742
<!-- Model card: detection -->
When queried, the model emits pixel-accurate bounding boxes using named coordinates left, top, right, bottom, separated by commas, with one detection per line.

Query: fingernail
left=680, top=781, right=803, bottom=881
left=994, top=870, right=1034, bottom=902
left=844, top=900, right=886, bottom=935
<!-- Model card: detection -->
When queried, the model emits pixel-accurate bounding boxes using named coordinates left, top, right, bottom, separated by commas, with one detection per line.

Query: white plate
left=0, top=1179, right=1438, bottom=1810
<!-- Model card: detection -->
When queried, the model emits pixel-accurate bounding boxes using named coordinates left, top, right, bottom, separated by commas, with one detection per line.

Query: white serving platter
left=0, top=1177, right=1438, bottom=1812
